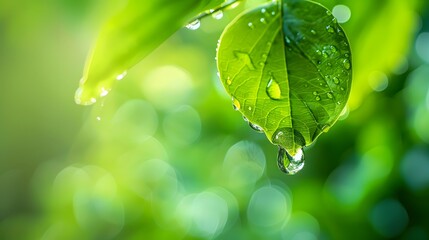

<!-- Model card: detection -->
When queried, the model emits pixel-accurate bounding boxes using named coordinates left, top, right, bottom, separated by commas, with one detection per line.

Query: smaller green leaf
left=75, top=0, right=225, bottom=105
left=217, top=0, right=352, bottom=173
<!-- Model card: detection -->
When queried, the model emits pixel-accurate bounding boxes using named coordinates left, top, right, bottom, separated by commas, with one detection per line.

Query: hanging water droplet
left=310, top=29, right=316, bottom=35
left=248, top=22, right=255, bottom=29
left=326, top=25, right=334, bottom=33
left=277, top=147, right=305, bottom=175
left=232, top=97, right=240, bottom=110
left=249, top=122, right=264, bottom=132
left=116, top=71, right=127, bottom=80
left=186, top=19, right=201, bottom=30
left=260, top=18, right=267, bottom=24
left=343, top=59, right=351, bottom=69
left=313, top=91, right=318, bottom=95
left=333, top=76, right=340, bottom=84
left=315, top=96, right=321, bottom=101
left=266, top=76, right=281, bottom=100
left=242, top=115, right=248, bottom=122
left=212, top=10, right=223, bottom=20
left=327, top=92, right=333, bottom=99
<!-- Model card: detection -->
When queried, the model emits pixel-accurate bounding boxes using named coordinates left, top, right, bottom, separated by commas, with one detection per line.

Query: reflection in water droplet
left=232, top=97, right=240, bottom=110
left=266, top=77, right=281, bottom=100
left=343, top=59, right=351, bottom=69
left=277, top=147, right=305, bottom=175
left=249, top=122, right=264, bottom=132
left=248, top=22, right=255, bottom=29
left=116, top=71, right=127, bottom=80
left=186, top=19, right=201, bottom=30
left=212, top=10, right=223, bottom=20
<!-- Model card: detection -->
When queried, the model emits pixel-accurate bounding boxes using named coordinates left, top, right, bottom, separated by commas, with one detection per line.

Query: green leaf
left=217, top=1, right=352, bottom=158
left=75, top=0, right=225, bottom=105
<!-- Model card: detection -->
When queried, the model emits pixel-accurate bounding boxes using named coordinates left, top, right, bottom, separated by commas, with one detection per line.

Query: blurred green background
left=1, top=0, right=429, bottom=239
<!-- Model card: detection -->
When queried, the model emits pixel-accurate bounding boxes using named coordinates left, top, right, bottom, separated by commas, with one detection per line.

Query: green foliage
left=75, top=0, right=224, bottom=105
left=217, top=0, right=351, bottom=165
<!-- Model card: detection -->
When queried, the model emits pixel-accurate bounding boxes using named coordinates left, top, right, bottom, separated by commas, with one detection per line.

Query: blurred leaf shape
left=74, top=0, right=226, bottom=105
left=216, top=0, right=351, bottom=172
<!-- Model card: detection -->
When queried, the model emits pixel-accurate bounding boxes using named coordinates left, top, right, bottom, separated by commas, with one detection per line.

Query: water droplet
left=259, top=61, right=265, bottom=67
left=315, top=96, right=321, bottom=101
left=249, top=122, right=264, bottom=132
left=340, top=87, right=345, bottom=91
left=337, top=101, right=341, bottom=105
left=234, top=51, right=255, bottom=70
left=313, top=91, right=318, bottom=95
left=277, top=147, right=305, bottom=175
left=242, top=115, right=248, bottom=122
left=100, top=87, right=109, bottom=97
left=319, top=83, right=323, bottom=86
left=226, top=76, right=232, bottom=85
left=310, top=29, right=316, bottom=35
left=260, top=18, right=267, bottom=24
left=333, top=77, right=340, bottom=84
left=332, top=18, right=338, bottom=24
left=326, top=25, right=334, bottom=33
left=326, top=10, right=332, bottom=16
left=330, top=45, right=337, bottom=53
left=248, top=22, right=255, bottom=29
left=285, top=37, right=291, bottom=44
left=327, top=62, right=332, bottom=66
left=345, top=53, right=350, bottom=57
left=304, top=84, right=308, bottom=88
left=317, top=60, right=322, bottom=65
left=116, top=71, right=127, bottom=80
left=262, top=53, right=268, bottom=59
left=186, top=19, right=200, bottom=30
left=266, top=76, right=281, bottom=100
left=327, top=92, right=333, bottom=99
left=261, top=8, right=266, bottom=13
left=212, top=10, right=223, bottom=20
left=316, top=50, right=322, bottom=55
left=271, top=11, right=276, bottom=16
left=96, top=116, right=101, bottom=121
left=343, top=59, right=351, bottom=69
left=322, top=51, right=328, bottom=58
left=232, top=97, right=240, bottom=110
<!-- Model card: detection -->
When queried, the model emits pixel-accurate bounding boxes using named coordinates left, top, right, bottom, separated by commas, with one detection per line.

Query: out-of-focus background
left=1, top=0, right=429, bottom=239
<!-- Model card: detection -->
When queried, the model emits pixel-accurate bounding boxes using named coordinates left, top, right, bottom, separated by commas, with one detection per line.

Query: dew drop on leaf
left=266, top=76, right=281, bottom=100
left=186, top=19, right=201, bottom=30
left=232, top=97, right=240, bottom=110
left=249, top=122, right=264, bottom=132
left=212, top=10, right=224, bottom=20
left=277, top=147, right=305, bottom=175
left=343, top=59, right=351, bottom=69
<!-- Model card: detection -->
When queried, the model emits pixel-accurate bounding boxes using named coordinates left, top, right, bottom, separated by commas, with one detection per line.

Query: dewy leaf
left=217, top=0, right=352, bottom=172
left=75, top=0, right=226, bottom=105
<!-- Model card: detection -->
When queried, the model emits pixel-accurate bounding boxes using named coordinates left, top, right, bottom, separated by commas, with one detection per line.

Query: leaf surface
left=75, top=0, right=224, bottom=105
left=217, top=0, right=352, bottom=156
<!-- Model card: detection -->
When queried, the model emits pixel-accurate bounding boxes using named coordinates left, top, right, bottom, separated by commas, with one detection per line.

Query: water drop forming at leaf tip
left=277, top=147, right=305, bottom=175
